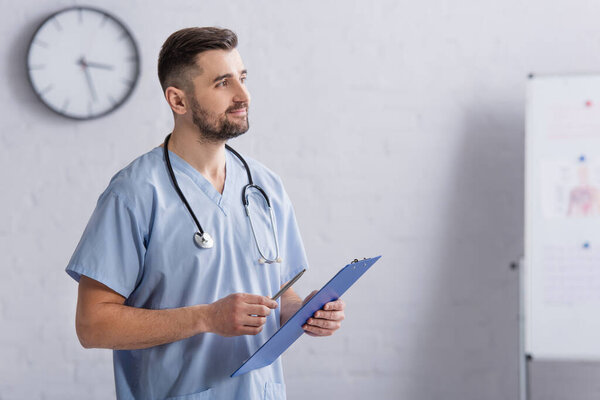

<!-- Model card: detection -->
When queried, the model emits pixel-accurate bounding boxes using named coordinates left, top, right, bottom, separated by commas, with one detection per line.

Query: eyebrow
left=212, top=69, right=247, bottom=83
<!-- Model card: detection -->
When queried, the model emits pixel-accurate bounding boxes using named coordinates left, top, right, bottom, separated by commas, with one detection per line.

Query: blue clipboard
left=231, top=255, right=382, bottom=377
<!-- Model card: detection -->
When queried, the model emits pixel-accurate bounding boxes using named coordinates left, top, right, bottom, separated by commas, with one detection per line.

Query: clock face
left=27, top=7, right=140, bottom=120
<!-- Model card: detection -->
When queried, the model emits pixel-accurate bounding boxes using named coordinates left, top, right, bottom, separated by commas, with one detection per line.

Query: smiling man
left=66, top=27, right=345, bottom=400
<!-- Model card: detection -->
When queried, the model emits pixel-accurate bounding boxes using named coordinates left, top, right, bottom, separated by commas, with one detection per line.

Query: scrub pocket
left=166, top=388, right=213, bottom=400
left=264, top=382, right=286, bottom=400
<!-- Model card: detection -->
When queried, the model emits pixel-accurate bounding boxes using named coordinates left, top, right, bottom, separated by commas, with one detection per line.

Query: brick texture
left=2, top=1, right=600, bottom=399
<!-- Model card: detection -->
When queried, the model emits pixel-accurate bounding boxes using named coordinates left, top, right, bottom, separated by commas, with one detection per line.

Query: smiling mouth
left=227, top=108, right=247, bottom=116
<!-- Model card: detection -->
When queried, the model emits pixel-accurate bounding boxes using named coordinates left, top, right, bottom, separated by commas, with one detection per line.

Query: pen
left=271, top=269, right=306, bottom=301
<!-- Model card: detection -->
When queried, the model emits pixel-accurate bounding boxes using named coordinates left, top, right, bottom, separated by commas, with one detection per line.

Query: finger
left=245, top=294, right=278, bottom=309
left=241, top=315, right=267, bottom=327
left=246, top=304, right=272, bottom=317
left=239, top=325, right=263, bottom=335
left=323, top=299, right=345, bottom=311
left=302, top=323, right=333, bottom=336
left=306, top=318, right=341, bottom=330
left=313, top=310, right=345, bottom=321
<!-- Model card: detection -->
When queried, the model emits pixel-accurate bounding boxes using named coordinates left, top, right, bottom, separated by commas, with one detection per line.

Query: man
left=66, top=27, right=345, bottom=399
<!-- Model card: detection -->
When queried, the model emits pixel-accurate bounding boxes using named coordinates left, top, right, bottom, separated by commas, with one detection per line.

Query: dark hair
left=158, top=27, right=238, bottom=94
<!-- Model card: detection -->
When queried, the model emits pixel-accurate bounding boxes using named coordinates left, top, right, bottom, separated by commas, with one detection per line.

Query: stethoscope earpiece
left=258, top=257, right=283, bottom=264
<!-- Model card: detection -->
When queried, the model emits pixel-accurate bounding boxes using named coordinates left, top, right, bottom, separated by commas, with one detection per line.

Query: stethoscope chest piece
left=194, top=232, right=214, bottom=249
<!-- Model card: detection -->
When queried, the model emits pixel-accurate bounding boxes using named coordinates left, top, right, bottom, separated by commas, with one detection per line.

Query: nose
left=233, top=80, right=250, bottom=104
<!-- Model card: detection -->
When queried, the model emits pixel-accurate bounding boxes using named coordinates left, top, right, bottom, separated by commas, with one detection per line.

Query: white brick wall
left=2, top=1, right=600, bottom=399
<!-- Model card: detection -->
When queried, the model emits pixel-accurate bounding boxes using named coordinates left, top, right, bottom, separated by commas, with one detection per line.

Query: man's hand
left=207, top=293, right=278, bottom=337
left=301, top=290, right=346, bottom=337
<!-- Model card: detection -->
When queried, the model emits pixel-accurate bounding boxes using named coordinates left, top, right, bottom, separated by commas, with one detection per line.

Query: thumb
left=303, top=290, right=319, bottom=305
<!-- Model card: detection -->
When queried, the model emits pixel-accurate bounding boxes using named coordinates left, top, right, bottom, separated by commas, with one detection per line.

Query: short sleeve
left=277, top=186, right=309, bottom=286
left=66, top=191, right=145, bottom=298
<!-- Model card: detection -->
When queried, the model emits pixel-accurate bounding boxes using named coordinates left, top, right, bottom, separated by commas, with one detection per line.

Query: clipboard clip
left=351, top=258, right=367, bottom=264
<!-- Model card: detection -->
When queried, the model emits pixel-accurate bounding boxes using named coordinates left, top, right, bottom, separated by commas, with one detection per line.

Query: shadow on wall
left=405, top=102, right=524, bottom=400
left=7, top=11, right=69, bottom=123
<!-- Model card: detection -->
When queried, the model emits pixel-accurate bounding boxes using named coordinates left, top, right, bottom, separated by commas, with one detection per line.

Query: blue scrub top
left=66, top=146, right=308, bottom=400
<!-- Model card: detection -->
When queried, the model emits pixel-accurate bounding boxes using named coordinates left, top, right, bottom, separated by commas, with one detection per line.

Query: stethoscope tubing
left=164, top=134, right=206, bottom=236
left=163, top=133, right=282, bottom=263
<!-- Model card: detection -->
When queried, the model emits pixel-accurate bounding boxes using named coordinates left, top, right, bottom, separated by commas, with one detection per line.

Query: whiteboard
left=525, top=74, right=600, bottom=359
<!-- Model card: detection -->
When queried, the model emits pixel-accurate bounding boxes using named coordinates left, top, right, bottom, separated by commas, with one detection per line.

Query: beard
left=190, top=96, right=250, bottom=142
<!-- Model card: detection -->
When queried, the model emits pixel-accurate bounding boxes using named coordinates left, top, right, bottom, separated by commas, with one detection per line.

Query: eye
left=240, top=75, right=247, bottom=84
left=216, top=80, right=228, bottom=88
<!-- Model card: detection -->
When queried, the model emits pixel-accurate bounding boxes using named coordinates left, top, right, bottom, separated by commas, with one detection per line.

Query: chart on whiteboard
left=542, top=242, right=600, bottom=306
left=542, top=158, right=600, bottom=219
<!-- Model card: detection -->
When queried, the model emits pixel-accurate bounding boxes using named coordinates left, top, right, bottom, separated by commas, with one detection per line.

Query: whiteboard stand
left=514, top=256, right=531, bottom=400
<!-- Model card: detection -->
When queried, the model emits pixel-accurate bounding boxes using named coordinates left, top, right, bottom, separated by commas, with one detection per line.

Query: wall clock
left=26, top=6, right=140, bottom=120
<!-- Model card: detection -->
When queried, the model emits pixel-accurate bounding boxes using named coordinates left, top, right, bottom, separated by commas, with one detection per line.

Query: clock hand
left=78, top=57, right=97, bottom=102
left=83, top=68, right=97, bottom=102
left=85, top=61, right=114, bottom=70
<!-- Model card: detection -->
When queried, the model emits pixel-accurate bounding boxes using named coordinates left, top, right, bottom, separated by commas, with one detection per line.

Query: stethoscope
left=163, top=134, right=282, bottom=264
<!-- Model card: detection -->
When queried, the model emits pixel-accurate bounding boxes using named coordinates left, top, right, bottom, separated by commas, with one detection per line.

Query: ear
left=165, top=86, right=189, bottom=115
